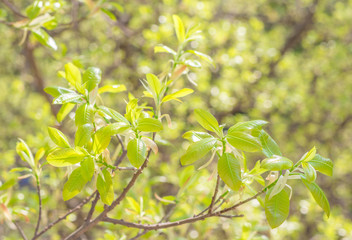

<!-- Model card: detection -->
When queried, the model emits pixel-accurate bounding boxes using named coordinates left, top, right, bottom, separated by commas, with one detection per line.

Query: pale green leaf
left=302, top=162, right=317, bottom=182
left=80, top=157, right=94, bottom=182
left=83, top=67, right=101, bottom=92
left=217, top=153, right=242, bottom=191
left=228, top=120, right=268, bottom=133
left=57, top=103, right=75, bottom=122
left=98, top=84, right=126, bottom=94
left=182, top=131, right=213, bottom=142
left=146, top=73, right=161, bottom=97
left=308, top=154, right=333, bottom=176
left=258, top=130, right=282, bottom=157
left=186, top=50, right=215, bottom=66
left=47, top=147, right=86, bottom=167
left=127, top=138, right=147, bottom=168
left=32, top=28, right=57, bottom=51
left=98, top=106, right=130, bottom=125
left=302, top=178, right=330, bottom=217
left=194, top=109, right=221, bottom=136
left=173, top=15, right=185, bottom=43
left=48, top=127, right=71, bottom=148
left=63, top=167, right=87, bottom=201
left=154, top=45, right=176, bottom=55
left=180, top=137, right=217, bottom=165
left=265, top=189, right=290, bottom=228
left=44, top=86, right=75, bottom=98
left=53, top=93, right=83, bottom=104
left=261, top=155, right=293, bottom=171
left=136, top=118, right=163, bottom=132
left=162, top=88, right=194, bottom=103
left=97, top=169, right=114, bottom=205
left=16, top=139, right=35, bottom=168
left=226, top=131, right=262, bottom=152
left=75, top=123, right=93, bottom=147
left=75, top=104, right=95, bottom=126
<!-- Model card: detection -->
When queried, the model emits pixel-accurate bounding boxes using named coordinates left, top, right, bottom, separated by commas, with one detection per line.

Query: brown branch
left=33, top=179, right=42, bottom=237
left=117, top=167, right=137, bottom=171
left=114, top=135, right=127, bottom=167
left=14, top=221, right=28, bottom=240
left=85, top=192, right=100, bottom=224
left=33, top=191, right=97, bottom=239
left=208, top=174, right=220, bottom=213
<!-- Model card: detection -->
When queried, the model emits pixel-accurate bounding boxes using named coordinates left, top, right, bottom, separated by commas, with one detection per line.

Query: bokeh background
left=0, top=0, right=351, bottom=239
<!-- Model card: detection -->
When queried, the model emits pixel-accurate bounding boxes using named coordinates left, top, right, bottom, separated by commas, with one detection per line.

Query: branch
left=114, top=135, right=127, bottom=166
left=208, top=174, right=220, bottom=213
left=33, top=191, right=97, bottom=239
left=84, top=192, right=100, bottom=224
left=1, top=0, right=26, bottom=18
left=117, top=167, right=137, bottom=171
left=14, top=221, right=28, bottom=240
left=33, top=179, right=42, bottom=237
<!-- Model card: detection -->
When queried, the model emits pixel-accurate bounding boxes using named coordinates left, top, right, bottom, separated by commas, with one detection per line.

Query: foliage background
left=0, top=0, right=351, bottom=239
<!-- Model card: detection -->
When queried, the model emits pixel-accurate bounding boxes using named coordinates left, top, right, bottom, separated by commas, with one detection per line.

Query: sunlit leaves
left=258, top=130, right=282, bottom=157
left=162, top=88, right=194, bottom=103
left=261, top=155, right=293, bottom=171
left=75, top=124, right=93, bottom=147
left=98, top=84, right=126, bottom=94
left=31, top=28, right=57, bottom=51
left=82, top=67, right=101, bottom=92
left=194, top=109, right=221, bottom=136
left=226, top=131, right=261, bottom=152
left=65, top=63, right=82, bottom=92
left=44, top=86, right=75, bottom=98
left=302, top=178, right=330, bottom=217
left=182, top=131, right=213, bottom=143
left=48, top=127, right=71, bottom=148
left=53, top=93, right=83, bottom=105
left=127, top=139, right=147, bottom=168
left=75, top=104, right=95, bottom=126
left=302, top=162, right=317, bottom=182
left=136, top=118, right=163, bottom=132
left=180, top=137, right=217, bottom=165
left=146, top=73, right=161, bottom=98
left=265, top=189, right=290, bottom=228
left=187, top=50, right=215, bottom=66
left=63, top=168, right=86, bottom=201
left=154, top=45, right=176, bottom=55
left=57, top=103, right=75, bottom=122
left=47, top=148, right=86, bottom=167
left=97, top=169, right=114, bottom=205
left=300, top=147, right=316, bottom=163
left=228, top=120, right=268, bottom=133
left=93, top=124, right=126, bottom=154
left=308, top=154, right=333, bottom=176
left=217, top=153, right=242, bottom=191
left=98, top=106, right=130, bottom=125
left=16, top=139, right=35, bottom=169
left=172, top=15, right=185, bottom=43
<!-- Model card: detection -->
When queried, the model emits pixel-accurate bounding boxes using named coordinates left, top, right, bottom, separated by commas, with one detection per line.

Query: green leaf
left=16, top=139, right=35, bottom=169
left=93, top=126, right=114, bottom=154
left=65, top=63, right=82, bottom=92
left=98, top=106, right=130, bottom=125
left=182, top=131, right=213, bottom=142
left=75, top=104, right=95, bottom=126
left=186, top=50, right=215, bottom=66
left=127, top=138, right=147, bottom=168
left=226, top=131, right=261, bottom=152
left=32, top=28, right=57, bottom=51
left=63, top=167, right=87, bottom=201
left=302, top=162, right=317, bottom=182
left=57, top=103, right=75, bottom=122
left=80, top=157, right=94, bottom=182
left=258, top=130, right=282, bottom=157
left=75, top=123, right=93, bottom=147
left=44, top=86, right=75, bottom=98
left=162, top=88, right=194, bottom=103
left=34, top=148, right=45, bottom=164
left=26, top=1, right=41, bottom=19
left=228, top=120, right=268, bottom=133
left=83, top=67, right=102, bottom=92
left=300, top=147, right=316, bottom=162
left=172, top=15, right=185, bottom=43
left=53, top=93, right=83, bottom=104
left=261, top=155, right=293, bottom=171
left=217, top=153, right=242, bottom=191
left=154, top=45, right=176, bottom=55
left=136, top=118, right=163, bottom=132
left=47, top=148, right=86, bottom=167
left=48, top=127, right=71, bottom=148
left=180, top=138, right=217, bottom=165
left=146, top=73, right=161, bottom=98
left=185, top=59, right=201, bottom=68
left=265, top=189, right=290, bottom=228
left=308, top=154, right=333, bottom=176
left=302, top=178, right=330, bottom=217
left=101, top=8, right=116, bottom=20
left=0, top=179, right=16, bottom=191
left=98, top=84, right=126, bottom=94
left=97, top=169, right=114, bottom=205
left=194, top=109, right=221, bottom=136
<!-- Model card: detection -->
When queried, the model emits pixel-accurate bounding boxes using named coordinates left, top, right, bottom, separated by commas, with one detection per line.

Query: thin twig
left=114, top=135, right=127, bottom=167
left=14, top=221, right=28, bottom=240
left=117, top=167, right=137, bottom=171
left=208, top=174, right=220, bottom=213
left=85, top=192, right=100, bottom=224
left=33, top=179, right=42, bottom=237
left=33, top=191, right=97, bottom=239
left=1, top=0, right=26, bottom=18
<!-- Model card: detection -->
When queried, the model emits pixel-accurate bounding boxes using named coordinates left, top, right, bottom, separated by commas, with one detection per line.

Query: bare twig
left=14, top=221, right=28, bottom=240
left=117, top=167, right=137, bottom=171
left=1, top=0, right=26, bottom=18
left=114, top=135, right=127, bottom=167
left=85, top=192, right=100, bottom=224
left=208, top=174, right=220, bottom=213
left=33, top=179, right=42, bottom=237
left=33, top=191, right=97, bottom=239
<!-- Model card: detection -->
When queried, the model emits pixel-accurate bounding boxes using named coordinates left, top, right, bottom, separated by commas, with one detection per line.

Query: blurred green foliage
left=0, top=0, right=351, bottom=239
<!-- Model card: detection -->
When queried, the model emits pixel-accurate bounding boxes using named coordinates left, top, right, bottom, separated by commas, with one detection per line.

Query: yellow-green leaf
left=162, top=88, right=194, bottom=103
left=218, top=153, right=242, bottom=191
left=172, top=15, right=185, bottom=43
left=48, top=127, right=71, bottom=148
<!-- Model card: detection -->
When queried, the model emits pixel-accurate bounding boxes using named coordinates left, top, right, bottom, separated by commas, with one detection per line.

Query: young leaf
left=300, top=147, right=317, bottom=163
left=136, top=118, right=163, bottom=132
left=65, top=63, right=82, bottom=91
left=93, top=126, right=113, bottom=154
left=48, top=127, right=71, bottom=148
left=83, top=67, right=102, bottom=92
left=302, top=162, right=317, bottom=183
left=97, top=169, right=114, bottom=205
left=16, top=139, right=35, bottom=169
left=186, top=50, right=215, bottom=66
left=308, top=154, right=333, bottom=176
left=154, top=45, right=177, bottom=55
left=180, top=138, right=217, bottom=165
left=98, top=106, right=130, bottom=125
left=80, top=157, right=94, bottom=182
left=127, top=138, right=147, bottom=168
left=57, top=103, right=75, bottom=122
left=31, top=28, right=57, bottom=51
left=226, top=131, right=262, bottom=152
left=194, top=109, right=221, bottom=136
left=44, top=86, right=75, bottom=98
left=98, top=84, right=126, bottom=94
left=302, top=178, right=330, bottom=217
left=182, top=131, right=213, bottom=143
left=261, top=155, right=293, bottom=171
left=173, top=15, right=185, bottom=43
left=228, top=120, right=268, bottom=133
left=63, top=167, right=87, bottom=201
left=162, top=88, right=194, bottom=103
left=258, top=130, right=282, bottom=157
left=217, top=153, right=242, bottom=191
left=146, top=73, right=161, bottom=98
left=53, top=93, right=83, bottom=105
left=75, top=123, right=93, bottom=147
left=75, top=104, right=95, bottom=126
left=265, top=189, right=290, bottom=228
left=47, top=148, right=86, bottom=167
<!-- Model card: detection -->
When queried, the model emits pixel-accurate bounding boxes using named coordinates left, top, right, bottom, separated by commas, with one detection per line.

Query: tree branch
left=1, top=0, right=26, bottom=18
left=208, top=174, right=220, bottom=213
left=33, top=179, right=42, bottom=237
left=14, top=221, right=28, bottom=240
left=84, top=192, right=100, bottom=224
